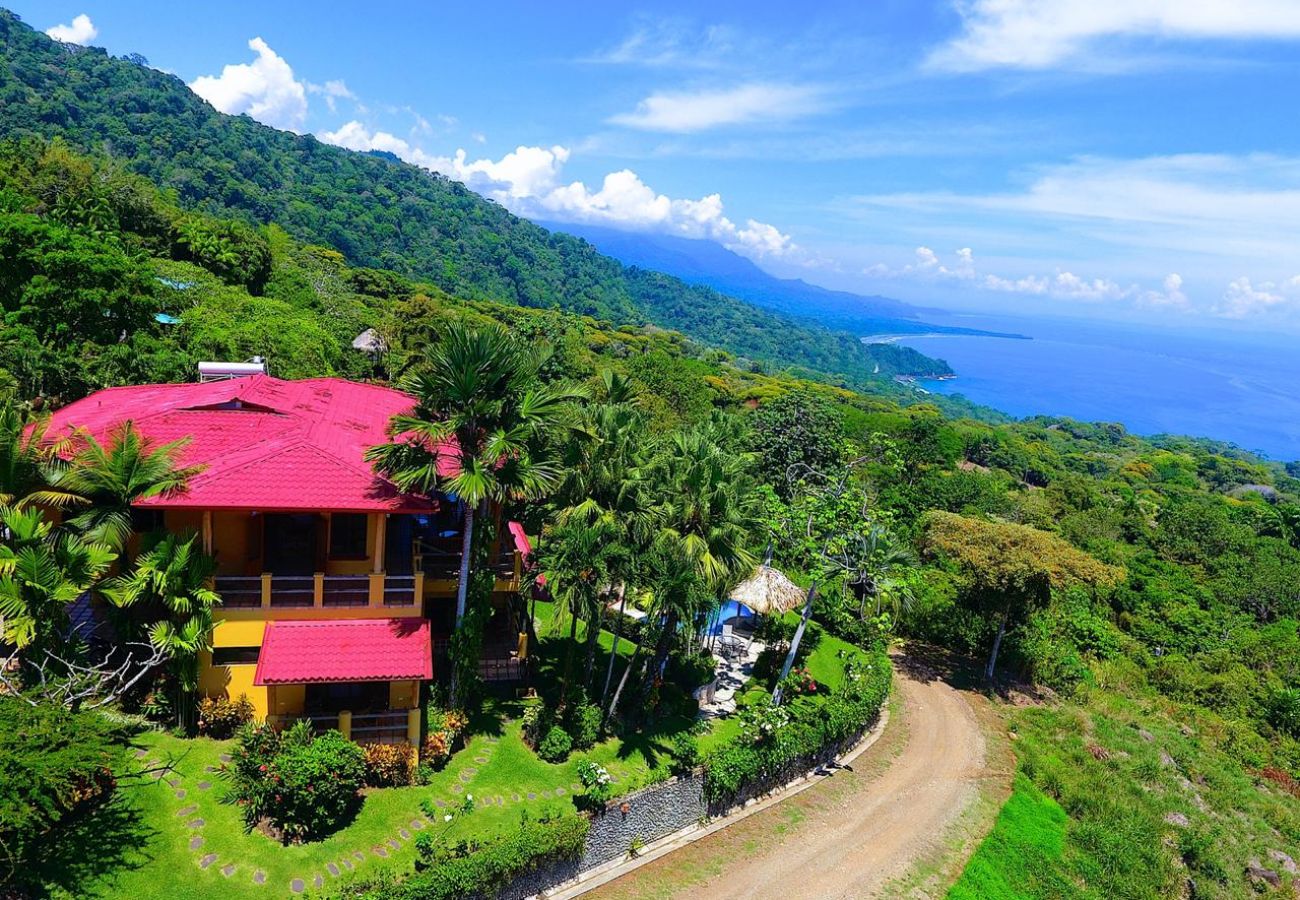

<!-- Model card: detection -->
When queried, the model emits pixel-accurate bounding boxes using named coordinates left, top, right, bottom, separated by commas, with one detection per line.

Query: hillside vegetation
left=0, top=9, right=952, bottom=388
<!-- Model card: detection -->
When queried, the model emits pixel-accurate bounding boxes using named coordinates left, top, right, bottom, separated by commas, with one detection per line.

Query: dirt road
left=586, top=650, right=1007, bottom=900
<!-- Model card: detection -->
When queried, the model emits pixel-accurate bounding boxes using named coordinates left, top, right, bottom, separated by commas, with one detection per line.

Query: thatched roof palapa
left=730, top=565, right=806, bottom=616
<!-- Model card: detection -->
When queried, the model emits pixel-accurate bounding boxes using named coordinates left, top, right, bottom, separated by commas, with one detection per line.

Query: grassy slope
left=949, top=685, right=1300, bottom=899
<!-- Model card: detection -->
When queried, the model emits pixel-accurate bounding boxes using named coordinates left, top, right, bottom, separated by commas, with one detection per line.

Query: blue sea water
left=888, top=312, right=1300, bottom=462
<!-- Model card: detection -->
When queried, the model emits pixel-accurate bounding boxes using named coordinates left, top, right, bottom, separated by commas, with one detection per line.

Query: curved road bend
left=586, top=649, right=1005, bottom=900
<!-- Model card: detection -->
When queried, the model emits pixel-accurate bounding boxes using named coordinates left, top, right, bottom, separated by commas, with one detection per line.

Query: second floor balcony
left=214, top=571, right=422, bottom=611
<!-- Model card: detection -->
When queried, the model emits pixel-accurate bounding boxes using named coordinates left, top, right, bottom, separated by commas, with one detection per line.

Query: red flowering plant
left=225, top=721, right=366, bottom=842
left=777, top=666, right=819, bottom=699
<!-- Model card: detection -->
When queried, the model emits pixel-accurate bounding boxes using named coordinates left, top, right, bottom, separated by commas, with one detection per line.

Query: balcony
left=213, top=572, right=422, bottom=611
left=413, top=541, right=521, bottom=584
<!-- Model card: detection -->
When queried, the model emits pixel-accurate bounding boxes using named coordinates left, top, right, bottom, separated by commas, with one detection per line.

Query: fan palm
left=365, top=323, right=585, bottom=704
left=0, top=505, right=116, bottom=657
left=53, top=423, right=200, bottom=552
left=103, top=532, right=219, bottom=728
left=826, top=525, right=917, bottom=621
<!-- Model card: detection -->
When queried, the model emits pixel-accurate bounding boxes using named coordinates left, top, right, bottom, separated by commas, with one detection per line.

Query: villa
left=45, top=373, right=533, bottom=743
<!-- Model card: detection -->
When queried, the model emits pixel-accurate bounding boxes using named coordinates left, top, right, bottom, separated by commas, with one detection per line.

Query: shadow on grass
left=19, top=792, right=158, bottom=898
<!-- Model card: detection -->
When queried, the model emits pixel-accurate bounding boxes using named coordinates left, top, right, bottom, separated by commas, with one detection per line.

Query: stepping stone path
left=527, top=792, right=537, bottom=800
left=327, top=863, right=340, bottom=877
left=314, top=875, right=324, bottom=889
left=253, top=871, right=266, bottom=885
left=512, top=793, right=522, bottom=802
left=474, top=756, right=489, bottom=764
left=399, top=828, right=410, bottom=840
left=134, top=748, right=148, bottom=759
left=176, top=804, right=198, bottom=817
left=411, top=818, right=425, bottom=829
left=341, top=860, right=353, bottom=872
left=221, top=864, right=236, bottom=878
left=198, top=854, right=217, bottom=869
left=434, top=798, right=447, bottom=808
left=372, top=846, right=389, bottom=859
left=189, top=836, right=204, bottom=851
left=219, top=754, right=232, bottom=763
left=196, top=781, right=212, bottom=791
left=204, top=764, right=219, bottom=773
left=290, top=878, right=305, bottom=893
left=174, top=789, right=187, bottom=800
left=353, top=851, right=365, bottom=862
left=387, top=838, right=400, bottom=851
left=187, top=818, right=205, bottom=829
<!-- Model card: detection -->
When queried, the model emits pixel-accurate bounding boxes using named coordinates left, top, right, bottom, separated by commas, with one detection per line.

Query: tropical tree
left=53, top=423, right=199, bottom=552
left=0, top=404, right=76, bottom=509
left=826, top=524, right=917, bottom=622
left=103, top=532, right=220, bottom=728
left=922, top=511, right=1126, bottom=681
left=0, top=506, right=115, bottom=659
left=365, top=323, right=584, bottom=705
left=637, top=421, right=757, bottom=706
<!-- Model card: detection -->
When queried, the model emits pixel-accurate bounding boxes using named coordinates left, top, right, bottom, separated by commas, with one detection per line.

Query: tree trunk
left=600, top=584, right=627, bottom=708
left=605, top=636, right=645, bottom=727
left=773, top=584, right=816, bottom=705
left=582, top=601, right=601, bottom=696
left=985, top=610, right=1009, bottom=682
left=454, top=503, right=476, bottom=627
left=641, top=609, right=678, bottom=708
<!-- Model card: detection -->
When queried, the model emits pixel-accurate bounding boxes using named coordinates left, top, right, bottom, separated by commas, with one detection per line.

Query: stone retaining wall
left=494, top=711, right=880, bottom=899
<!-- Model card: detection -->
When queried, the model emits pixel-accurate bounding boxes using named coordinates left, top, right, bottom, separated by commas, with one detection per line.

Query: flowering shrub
left=703, top=649, right=891, bottom=806
left=226, top=722, right=366, bottom=843
left=363, top=742, right=415, bottom=787
left=520, top=702, right=548, bottom=747
left=569, top=702, right=602, bottom=750
left=197, top=694, right=254, bottom=738
left=421, top=707, right=468, bottom=770
left=576, top=759, right=614, bottom=807
left=777, top=665, right=819, bottom=698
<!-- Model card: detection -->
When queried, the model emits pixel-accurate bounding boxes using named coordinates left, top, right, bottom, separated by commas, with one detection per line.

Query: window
left=329, top=513, right=368, bottom=558
left=130, top=508, right=165, bottom=533
left=212, top=646, right=260, bottom=666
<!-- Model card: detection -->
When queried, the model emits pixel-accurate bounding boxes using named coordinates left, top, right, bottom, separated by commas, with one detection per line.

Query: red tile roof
left=44, top=376, right=455, bottom=512
left=253, top=618, right=433, bottom=685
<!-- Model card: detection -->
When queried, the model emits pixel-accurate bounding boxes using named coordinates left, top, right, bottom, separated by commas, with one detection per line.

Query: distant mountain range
left=536, top=222, right=1020, bottom=341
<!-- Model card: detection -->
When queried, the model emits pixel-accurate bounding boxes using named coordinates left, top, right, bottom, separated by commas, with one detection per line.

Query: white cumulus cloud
left=1215, top=276, right=1300, bottom=319
left=46, top=13, right=97, bottom=45
left=316, top=122, right=797, bottom=259
left=190, top=38, right=309, bottom=132
left=609, top=82, right=831, bottom=133
left=930, top=0, right=1300, bottom=71
left=306, top=78, right=355, bottom=114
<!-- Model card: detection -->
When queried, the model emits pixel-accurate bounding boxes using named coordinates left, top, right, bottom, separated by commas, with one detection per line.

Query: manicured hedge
left=703, top=649, right=891, bottom=806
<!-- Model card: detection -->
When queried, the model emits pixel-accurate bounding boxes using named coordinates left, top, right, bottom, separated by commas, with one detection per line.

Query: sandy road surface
left=587, top=650, right=1004, bottom=900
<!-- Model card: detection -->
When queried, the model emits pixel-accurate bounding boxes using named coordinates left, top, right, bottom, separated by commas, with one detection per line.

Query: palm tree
left=553, top=372, right=659, bottom=705
left=827, top=525, right=917, bottom=621
left=0, top=403, right=77, bottom=509
left=365, top=323, right=585, bottom=705
left=0, top=505, right=116, bottom=658
left=103, top=532, right=220, bottom=729
left=636, top=423, right=757, bottom=709
left=536, top=518, right=618, bottom=704
left=53, top=423, right=200, bottom=552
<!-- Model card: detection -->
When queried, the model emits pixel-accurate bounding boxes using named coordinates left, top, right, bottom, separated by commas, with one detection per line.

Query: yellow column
left=313, top=573, right=324, bottom=608
left=368, top=573, right=385, bottom=607
left=407, top=707, right=421, bottom=762
left=373, top=514, right=386, bottom=573
left=413, top=572, right=425, bottom=604
left=260, top=573, right=273, bottom=608
left=338, top=710, right=352, bottom=740
left=202, top=511, right=213, bottom=555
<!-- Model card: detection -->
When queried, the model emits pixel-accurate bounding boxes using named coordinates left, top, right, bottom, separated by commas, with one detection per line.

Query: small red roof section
left=44, top=375, right=455, bottom=512
left=253, top=618, right=433, bottom=685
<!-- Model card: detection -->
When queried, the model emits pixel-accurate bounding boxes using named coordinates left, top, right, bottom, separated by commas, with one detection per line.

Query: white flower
left=444, top=814, right=452, bottom=822
left=466, top=793, right=472, bottom=800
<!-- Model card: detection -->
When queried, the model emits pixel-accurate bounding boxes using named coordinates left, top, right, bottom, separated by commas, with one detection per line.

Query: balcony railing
left=213, top=572, right=424, bottom=611
left=413, top=542, right=519, bottom=580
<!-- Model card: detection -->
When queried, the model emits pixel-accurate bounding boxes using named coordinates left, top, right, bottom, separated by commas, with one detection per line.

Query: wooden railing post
left=413, top=572, right=424, bottom=604
left=313, top=573, right=324, bottom=608
left=338, top=710, right=352, bottom=740
left=260, top=573, right=272, bottom=608
left=368, top=573, right=385, bottom=607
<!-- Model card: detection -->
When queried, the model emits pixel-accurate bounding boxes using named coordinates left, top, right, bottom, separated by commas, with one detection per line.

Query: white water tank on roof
left=198, top=358, right=266, bottom=382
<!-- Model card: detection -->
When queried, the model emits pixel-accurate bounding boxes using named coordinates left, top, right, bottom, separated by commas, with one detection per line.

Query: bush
left=520, top=702, right=549, bottom=748
left=363, top=742, right=415, bottom=787
left=338, top=810, right=589, bottom=900
left=0, top=698, right=125, bottom=886
left=196, top=694, right=254, bottom=738
left=569, top=702, right=602, bottom=750
left=1268, top=687, right=1300, bottom=736
left=226, top=724, right=366, bottom=843
left=702, top=649, right=891, bottom=806
left=421, top=708, right=468, bottom=770
left=670, top=732, right=701, bottom=775
left=537, top=725, right=573, bottom=763
left=576, top=759, right=614, bottom=808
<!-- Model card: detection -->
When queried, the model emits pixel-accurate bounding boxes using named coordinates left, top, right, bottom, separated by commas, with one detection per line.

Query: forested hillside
left=0, top=9, right=951, bottom=387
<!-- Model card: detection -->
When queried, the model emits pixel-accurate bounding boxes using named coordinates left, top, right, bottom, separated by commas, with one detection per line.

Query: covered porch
left=253, top=618, right=432, bottom=747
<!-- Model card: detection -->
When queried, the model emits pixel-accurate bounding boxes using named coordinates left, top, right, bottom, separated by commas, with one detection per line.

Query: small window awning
left=253, top=618, right=433, bottom=685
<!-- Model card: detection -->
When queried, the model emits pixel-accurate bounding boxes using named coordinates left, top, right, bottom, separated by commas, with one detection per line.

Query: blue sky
left=17, top=1, right=1300, bottom=329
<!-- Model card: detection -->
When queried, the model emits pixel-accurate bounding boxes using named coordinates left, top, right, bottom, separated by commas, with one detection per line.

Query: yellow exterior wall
left=269, top=683, right=306, bottom=718
left=388, top=679, right=418, bottom=710
left=199, top=618, right=270, bottom=716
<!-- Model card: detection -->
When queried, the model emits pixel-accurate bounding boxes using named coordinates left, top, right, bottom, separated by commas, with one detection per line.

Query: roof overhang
left=253, top=618, right=433, bottom=685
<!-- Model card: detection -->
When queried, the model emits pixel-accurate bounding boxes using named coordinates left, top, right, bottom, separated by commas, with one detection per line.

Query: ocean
left=884, top=312, right=1300, bottom=462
